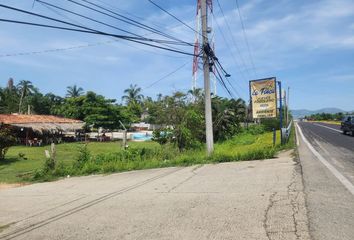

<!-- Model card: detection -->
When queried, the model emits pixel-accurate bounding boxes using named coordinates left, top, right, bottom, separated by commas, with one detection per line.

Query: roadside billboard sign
left=249, top=77, right=277, bottom=119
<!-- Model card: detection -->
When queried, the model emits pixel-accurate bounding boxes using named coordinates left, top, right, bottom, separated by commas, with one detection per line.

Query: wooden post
left=122, top=130, right=127, bottom=150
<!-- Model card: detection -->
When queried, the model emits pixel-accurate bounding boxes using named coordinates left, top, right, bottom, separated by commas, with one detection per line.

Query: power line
left=235, top=0, right=258, bottom=77
left=37, top=1, right=149, bottom=42
left=203, top=42, right=240, bottom=98
left=211, top=12, right=248, bottom=88
left=0, top=18, right=199, bottom=57
left=34, top=2, right=190, bottom=59
left=143, top=62, right=189, bottom=90
left=0, top=38, right=189, bottom=59
left=213, top=67, right=233, bottom=98
left=148, top=0, right=205, bottom=38
left=46, top=0, right=195, bottom=55
left=95, top=0, right=174, bottom=33
left=0, top=41, right=113, bottom=58
left=37, top=0, right=191, bottom=47
left=70, top=0, right=193, bottom=47
left=81, top=0, right=191, bottom=45
left=0, top=4, right=190, bottom=46
left=215, top=0, right=255, bottom=79
left=0, top=3, right=200, bottom=58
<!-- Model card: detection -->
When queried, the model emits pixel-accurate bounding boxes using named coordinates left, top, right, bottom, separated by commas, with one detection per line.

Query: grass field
left=308, top=120, right=341, bottom=125
left=0, top=129, right=291, bottom=183
left=0, top=142, right=159, bottom=183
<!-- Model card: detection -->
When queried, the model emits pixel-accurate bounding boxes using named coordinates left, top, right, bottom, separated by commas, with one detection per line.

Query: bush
left=0, top=126, right=16, bottom=160
left=18, top=152, right=27, bottom=160
left=152, top=128, right=173, bottom=145
left=260, top=118, right=280, bottom=131
left=244, top=124, right=266, bottom=135
left=75, top=143, right=91, bottom=168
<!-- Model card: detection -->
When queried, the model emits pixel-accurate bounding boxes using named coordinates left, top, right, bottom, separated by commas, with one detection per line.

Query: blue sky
left=0, top=0, right=353, bottom=110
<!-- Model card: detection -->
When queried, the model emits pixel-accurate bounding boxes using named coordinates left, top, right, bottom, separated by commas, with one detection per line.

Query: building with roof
left=0, top=114, right=85, bottom=146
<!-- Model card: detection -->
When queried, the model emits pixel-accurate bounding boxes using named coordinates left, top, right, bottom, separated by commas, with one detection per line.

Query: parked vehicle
left=340, top=115, right=354, bottom=136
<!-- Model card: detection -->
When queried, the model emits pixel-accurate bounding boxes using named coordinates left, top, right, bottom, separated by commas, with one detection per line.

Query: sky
left=0, top=0, right=353, bottom=111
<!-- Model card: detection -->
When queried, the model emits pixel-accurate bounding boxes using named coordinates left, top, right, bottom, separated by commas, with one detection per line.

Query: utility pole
left=278, top=81, right=283, bottom=144
left=201, top=0, right=214, bottom=155
left=284, top=89, right=287, bottom=126
left=287, top=87, right=290, bottom=126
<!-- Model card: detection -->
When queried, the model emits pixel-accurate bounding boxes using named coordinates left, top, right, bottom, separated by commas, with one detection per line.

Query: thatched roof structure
left=0, top=114, right=84, bottom=133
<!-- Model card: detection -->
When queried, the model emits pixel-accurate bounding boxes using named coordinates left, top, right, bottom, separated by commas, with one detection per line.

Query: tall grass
left=3, top=125, right=295, bottom=183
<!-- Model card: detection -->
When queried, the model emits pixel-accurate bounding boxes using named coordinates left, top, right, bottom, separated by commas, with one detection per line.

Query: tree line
left=0, top=78, right=247, bottom=150
left=304, top=112, right=350, bottom=121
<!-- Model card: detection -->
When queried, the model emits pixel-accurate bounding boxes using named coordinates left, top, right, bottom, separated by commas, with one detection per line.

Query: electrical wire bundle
left=0, top=1, right=198, bottom=57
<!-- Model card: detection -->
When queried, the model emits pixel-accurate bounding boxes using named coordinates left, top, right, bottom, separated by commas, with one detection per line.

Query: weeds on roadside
left=30, top=126, right=296, bottom=182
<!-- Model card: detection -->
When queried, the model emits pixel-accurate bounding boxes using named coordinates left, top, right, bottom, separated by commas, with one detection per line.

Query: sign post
left=249, top=77, right=277, bottom=119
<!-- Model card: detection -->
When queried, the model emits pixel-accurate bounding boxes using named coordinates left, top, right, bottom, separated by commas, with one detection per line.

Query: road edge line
left=313, top=123, right=342, bottom=133
left=296, top=123, right=354, bottom=196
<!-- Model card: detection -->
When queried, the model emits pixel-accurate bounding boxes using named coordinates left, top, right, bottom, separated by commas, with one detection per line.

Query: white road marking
left=313, top=123, right=342, bottom=133
left=313, top=138, right=345, bottom=169
left=296, top=123, right=354, bottom=196
left=295, top=125, right=300, bottom=146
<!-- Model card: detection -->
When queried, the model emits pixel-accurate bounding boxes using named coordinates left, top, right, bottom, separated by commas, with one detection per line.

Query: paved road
left=296, top=121, right=354, bottom=240
left=0, top=151, right=310, bottom=240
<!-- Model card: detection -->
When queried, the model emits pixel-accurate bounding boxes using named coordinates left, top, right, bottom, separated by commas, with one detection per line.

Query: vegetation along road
left=296, top=121, right=354, bottom=240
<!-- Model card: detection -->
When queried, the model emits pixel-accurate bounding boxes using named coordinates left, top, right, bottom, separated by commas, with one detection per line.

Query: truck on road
left=341, top=115, right=354, bottom=136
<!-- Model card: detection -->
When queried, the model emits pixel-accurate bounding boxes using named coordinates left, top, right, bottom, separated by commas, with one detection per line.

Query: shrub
left=0, top=126, right=16, bottom=160
left=18, top=152, right=27, bottom=160
left=152, top=128, right=173, bottom=145
left=261, top=118, right=280, bottom=131
left=75, top=143, right=91, bottom=168
left=244, top=124, right=266, bottom=135
left=43, top=143, right=57, bottom=173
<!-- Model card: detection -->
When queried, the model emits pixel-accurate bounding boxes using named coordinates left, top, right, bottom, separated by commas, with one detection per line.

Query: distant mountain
left=291, top=108, right=352, bottom=119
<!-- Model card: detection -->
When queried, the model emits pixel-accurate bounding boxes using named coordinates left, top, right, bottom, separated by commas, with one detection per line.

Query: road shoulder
left=0, top=151, right=311, bottom=240
left=295, top=122, right=354, bottom=240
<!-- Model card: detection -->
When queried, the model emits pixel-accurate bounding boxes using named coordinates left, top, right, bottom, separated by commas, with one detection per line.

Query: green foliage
left=260, top=118, right=280, bottom=131
left=173, top=109, right=204, bottom=150
left=28, top=93, right=63, bottom=115
left=305, top=112, right=346, bottom=121
left=54, top=91, right=130, bottom=129
left=212, top=97, right=246, bottom=141
left=0, top=82, right=19, bottom=114
left=18, top=152, right=27, bottom=160
left=1, top=129, right=295, bottom=183
left=244, top=124, right=266, bottom=135
left=122, top=84, right=144, bottom=105
left=152, top=128, right=173, bottom=145
left=0, top=126, right=16, bottom=160
left=66, top=85, right=84, bottom=98
left=17, top=80, right=37, bottom=114
left=75, top=143, right=91, bottom=168
left=149, top=91, right=246, bottom=149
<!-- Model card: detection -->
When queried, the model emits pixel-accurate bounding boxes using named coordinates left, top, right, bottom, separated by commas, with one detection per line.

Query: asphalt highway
left=296, top=121, right=354, bottom=240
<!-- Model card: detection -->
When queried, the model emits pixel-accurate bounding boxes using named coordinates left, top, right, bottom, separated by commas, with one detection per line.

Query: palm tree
left=17, top=80, right=36, bottom=113
left=66, top=85, right=84, bottom=98
left=188, top=88, right=203, bottom=103
left=122, top=84, right=143, bottom=105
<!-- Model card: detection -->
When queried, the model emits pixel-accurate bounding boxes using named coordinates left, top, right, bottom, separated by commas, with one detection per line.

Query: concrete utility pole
left=201, top=0, right=214, bottom=155
left=287, top=87, right=290, bottom=126
left=284, top=90, right=287, bottom=126
left=278, top=81, right=283, bottom=144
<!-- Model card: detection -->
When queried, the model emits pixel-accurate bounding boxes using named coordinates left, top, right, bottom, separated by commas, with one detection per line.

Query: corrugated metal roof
left=0, top=114, right=83, bottom=124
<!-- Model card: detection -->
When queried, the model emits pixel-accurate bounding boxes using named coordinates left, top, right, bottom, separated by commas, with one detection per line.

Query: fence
left=281, top=120, right=293, bottom=144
